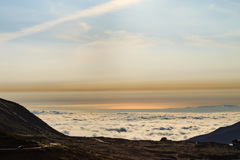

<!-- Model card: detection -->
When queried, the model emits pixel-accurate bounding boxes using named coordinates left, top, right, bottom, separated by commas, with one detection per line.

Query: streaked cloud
left=0, top=0, right=141, bottom=43
left=209, top=4, right=216, bottom=9
left=215, top=28, right=240, bottom=37
left=182, top=31, right=240, bottom=51
left=92, top=30, right=155, bottom=46
left=55, top=22, right=91, bottom=41
left=79, top=23, right=91, bottom=32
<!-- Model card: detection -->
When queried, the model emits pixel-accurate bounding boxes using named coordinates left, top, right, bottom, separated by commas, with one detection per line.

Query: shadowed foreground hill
left=0, top=98, right=62, bottom=136
left=189, top=121, right=240, bottom=144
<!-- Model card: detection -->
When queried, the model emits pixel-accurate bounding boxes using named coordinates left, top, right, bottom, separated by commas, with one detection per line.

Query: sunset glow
left=1, top=0, right=240, bottom=110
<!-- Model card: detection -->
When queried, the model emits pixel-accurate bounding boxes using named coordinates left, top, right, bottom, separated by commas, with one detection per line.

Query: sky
left=0, top=0, right=240, bottom=109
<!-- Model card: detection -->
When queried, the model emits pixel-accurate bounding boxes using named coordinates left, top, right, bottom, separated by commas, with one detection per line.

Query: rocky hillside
left=0, top=98, right=62, bottom=136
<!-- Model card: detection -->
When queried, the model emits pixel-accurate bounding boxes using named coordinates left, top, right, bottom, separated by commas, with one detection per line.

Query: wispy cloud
left=55, top=22, right=91, bottom=41
left=182, top=30, right=240, bottom=51
left=86, top=30, right=156, bottom=48
left=0, top=0, right=141, bottom=43
left=209, top=4, right=216, bottom=9
left=215, top=29, right=240, bottom=37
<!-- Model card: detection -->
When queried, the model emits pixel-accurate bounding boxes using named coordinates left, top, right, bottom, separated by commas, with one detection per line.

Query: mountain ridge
left=188, top=121, right=240, bottom=144
left=160, top=105, right=240, bottom=113
left=0, top=98, right=62, bottom=136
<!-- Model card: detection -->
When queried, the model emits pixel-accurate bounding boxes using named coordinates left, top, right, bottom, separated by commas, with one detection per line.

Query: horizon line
left=1, top=80, right=240, bottom=92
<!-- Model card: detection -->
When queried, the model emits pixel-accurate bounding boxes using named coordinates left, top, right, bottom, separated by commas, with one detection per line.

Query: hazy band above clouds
left=1, top=89, right=240, bottom=109
left=1, top=80, right=240, bottom=92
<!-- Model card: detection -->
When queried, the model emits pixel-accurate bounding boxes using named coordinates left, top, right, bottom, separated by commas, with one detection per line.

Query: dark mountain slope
left=0, top=98, right=62, bottom=136
left=188, top=121, right=240, bottom=144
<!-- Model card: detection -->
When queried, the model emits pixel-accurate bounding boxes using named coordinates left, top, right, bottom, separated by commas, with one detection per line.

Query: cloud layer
left=32, top=110, right=240, bottom=141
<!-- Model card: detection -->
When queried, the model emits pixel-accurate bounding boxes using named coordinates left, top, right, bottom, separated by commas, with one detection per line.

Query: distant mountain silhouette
left=188, top=121, right=240, bottom=144
left=0, top=98, right=62, bottom=136
left=160, top=105, right=240, bottom=113
left=124, top=105, right=240, bottom=113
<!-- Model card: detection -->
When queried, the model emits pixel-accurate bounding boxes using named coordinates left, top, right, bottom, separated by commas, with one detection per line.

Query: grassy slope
left=0, top=130, right=39, bottom=148
left=1, top=146, right=98, bottom=160
left=1, top=132, right=240, bottom=160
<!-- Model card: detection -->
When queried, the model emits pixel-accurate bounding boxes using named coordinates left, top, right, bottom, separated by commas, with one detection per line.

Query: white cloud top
left=33, top=110, right=240, bottom=141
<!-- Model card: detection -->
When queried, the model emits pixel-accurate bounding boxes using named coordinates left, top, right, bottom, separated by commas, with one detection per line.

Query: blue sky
left=0, top=0, right=240, bottom=92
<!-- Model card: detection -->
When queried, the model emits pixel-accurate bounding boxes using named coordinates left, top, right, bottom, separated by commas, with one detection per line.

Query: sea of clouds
left=32, top=110, right=240, bottom=141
